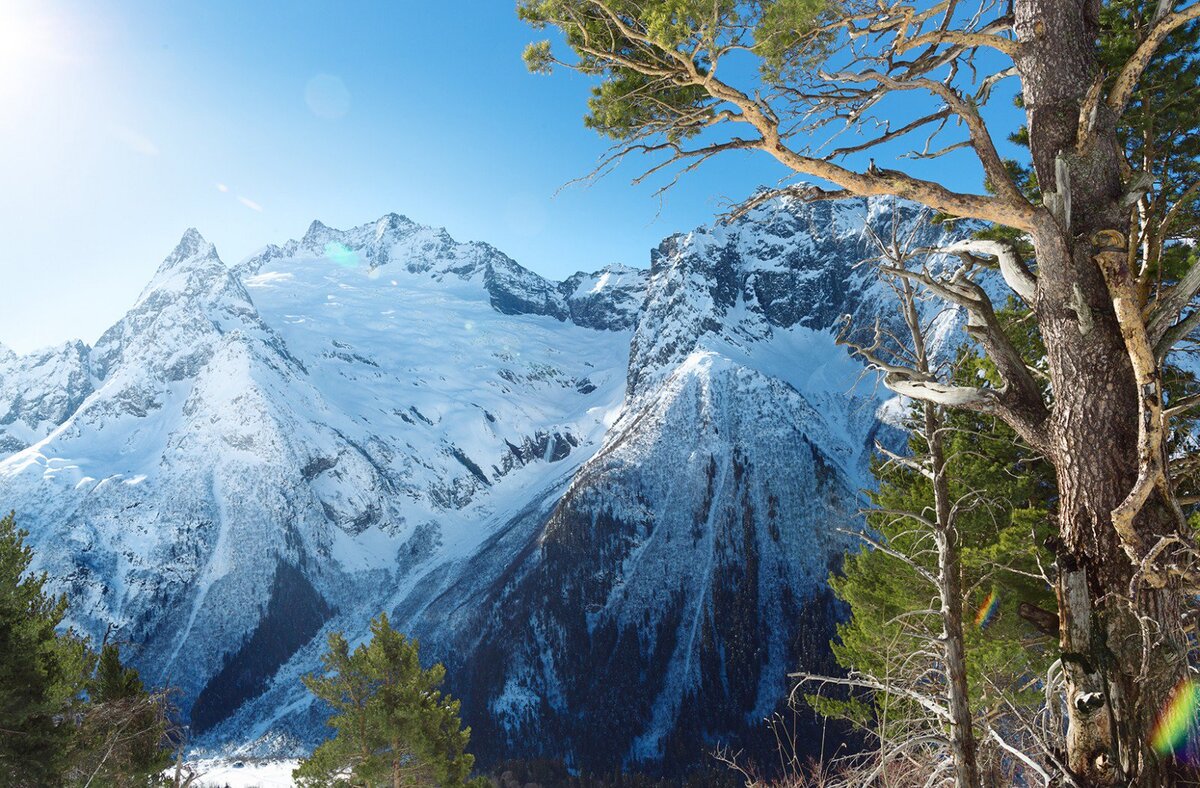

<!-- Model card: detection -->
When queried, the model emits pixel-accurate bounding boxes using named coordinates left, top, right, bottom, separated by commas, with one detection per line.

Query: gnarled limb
left=1154, top=306, right=1200, bottom=360
left=790, top=671, right=952, bottom=722
left=721, top=183, right=852, bottom=223
left=1147, top=253, right=1200, bottom=343
left=1093, top=229, right=1187, bottom=572
left=868, top=255, right=1051, bottom=452
left=935, top=238, right=1038, bottom=304
left=1108, top=2, right=1200, bottom=116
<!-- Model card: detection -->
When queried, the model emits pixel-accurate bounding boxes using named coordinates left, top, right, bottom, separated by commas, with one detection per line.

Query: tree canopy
left=295, top=613, right=483, bottom=788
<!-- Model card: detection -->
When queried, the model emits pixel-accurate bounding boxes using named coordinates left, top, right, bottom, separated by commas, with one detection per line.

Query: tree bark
left=929, top=404, right=982, bottom=788
left=1015, top=2, right=1191, bottom=783
left=904, top=280, right=983, bottom=788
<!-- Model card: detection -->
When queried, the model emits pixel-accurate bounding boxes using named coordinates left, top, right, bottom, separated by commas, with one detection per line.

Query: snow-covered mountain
left=0, top=197, right=962, bottom=773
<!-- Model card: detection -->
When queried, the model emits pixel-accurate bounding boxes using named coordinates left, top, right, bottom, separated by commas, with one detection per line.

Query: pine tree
left=518, top=3, right=1200, bottom=781
left=814, top=325, right=1059, bottom=780
left=95, top=643, right=145, bottom=702
left=0, top=511, right=90, bottom=786
left=808, top=9, right=1200, bottom=778
left=294, top=613, right=484, bottom=787
left=819, top=306, right=1198, bottom=779
left=65, top=642, right=173, bottom=787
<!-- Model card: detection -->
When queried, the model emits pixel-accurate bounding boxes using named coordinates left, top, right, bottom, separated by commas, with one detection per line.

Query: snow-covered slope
left=0, top=215, right=641, bottom=724
left=0, top=197, right=965, bottom=773
left=377, top=197, right=963, bottom=772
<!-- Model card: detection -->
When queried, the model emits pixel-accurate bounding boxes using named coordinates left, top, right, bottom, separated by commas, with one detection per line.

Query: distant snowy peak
left=90, top=228, right=293, bottom=390
left=0, top=340, right=94, bottom=454
left=239, top=213, right=650, bottom=330
left=156, top=227, right=219, bottom=273
left=627, top=195, right=965, bottom=398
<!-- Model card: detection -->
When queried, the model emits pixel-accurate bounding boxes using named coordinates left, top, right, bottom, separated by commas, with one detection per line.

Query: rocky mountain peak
left=300, top=220, right=334, bottom=248
left=373, top=212, right=415, bottom=239
left=157, top=228, right=218, bottom=274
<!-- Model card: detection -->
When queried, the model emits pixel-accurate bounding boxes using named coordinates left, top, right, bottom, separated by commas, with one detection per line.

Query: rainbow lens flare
left=974, top=589, right=999, bottom=630
left=1151, top=678, right=1200, bottom=762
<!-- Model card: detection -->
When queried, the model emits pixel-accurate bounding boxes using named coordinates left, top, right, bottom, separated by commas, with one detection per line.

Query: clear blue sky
left=0, top=0, right=1010, bottom=353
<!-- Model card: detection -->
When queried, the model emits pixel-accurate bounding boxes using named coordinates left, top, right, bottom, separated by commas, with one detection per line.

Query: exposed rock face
left=558, top=265, right=648, bottom=331
left=392, top=197, right=960, bottom=772
left=0, top=196, right=966, bottom=773
left=0, top=339, right=94, bottom=454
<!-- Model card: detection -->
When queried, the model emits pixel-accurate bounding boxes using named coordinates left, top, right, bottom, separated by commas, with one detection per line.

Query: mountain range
left=0, top=196, right=965, bottom=774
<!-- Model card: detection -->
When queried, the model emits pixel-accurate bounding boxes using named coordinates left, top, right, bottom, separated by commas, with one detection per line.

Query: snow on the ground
left=189, top=758, right=300, bottom=787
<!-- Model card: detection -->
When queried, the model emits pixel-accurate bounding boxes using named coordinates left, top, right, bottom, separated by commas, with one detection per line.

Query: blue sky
left=0, top=1, right=1012, bottom=353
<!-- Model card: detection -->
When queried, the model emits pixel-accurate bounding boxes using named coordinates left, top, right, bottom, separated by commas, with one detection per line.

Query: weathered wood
left=1016, top=3, right=1191, bottom=783
left=903, top=279, right=982, bottom=788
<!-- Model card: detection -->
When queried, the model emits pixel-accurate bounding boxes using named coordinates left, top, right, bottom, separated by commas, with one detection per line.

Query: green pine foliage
left=1103, top=0, right=1200, bottom=261
left=0, top=511, right=173, bottom=786
left=295, top=613, right=485, bottom=787
left=0, top=511, right=92, bottom=785
left=95, top=642, right=146, bottom=702
left=813, top=311, right=1058, bottom=756
left=518, top=1, right=829, bottom=143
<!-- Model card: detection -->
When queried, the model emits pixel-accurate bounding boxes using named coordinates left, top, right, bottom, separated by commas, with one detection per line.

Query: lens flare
left=305, top=74, right=351, bottom=119
left=974, top=589, right=999, bottom=630
left=324, top=242, right=359, bottom=269
left=1151, top=678, right=1200, bottom=762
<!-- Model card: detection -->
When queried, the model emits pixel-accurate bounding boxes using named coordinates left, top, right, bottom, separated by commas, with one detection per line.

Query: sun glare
left=0, top=1, right=74, bottom=98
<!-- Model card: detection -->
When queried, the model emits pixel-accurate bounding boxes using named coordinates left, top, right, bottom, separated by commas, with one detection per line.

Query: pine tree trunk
left=1014, top=2, right=1191, bottom=783
left=905, top=279, right=982, bottom=787
left=1040, top=233, right=1188, bottom=784
left=927, top=404, right=982, bottom=788
left=1035, top=220, right=1189, bottom=786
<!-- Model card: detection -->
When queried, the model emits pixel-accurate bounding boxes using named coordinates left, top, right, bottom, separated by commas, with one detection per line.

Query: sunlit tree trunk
left=1017, top=2, right=1189, bottom=783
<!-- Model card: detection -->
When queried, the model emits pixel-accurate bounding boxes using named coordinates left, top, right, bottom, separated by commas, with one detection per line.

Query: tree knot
left=1073, top=691, right=1106, bottom=715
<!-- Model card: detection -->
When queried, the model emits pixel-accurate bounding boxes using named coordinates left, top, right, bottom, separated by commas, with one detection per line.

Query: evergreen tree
left=65, top=642, right=173, bottom=787
left=813, top=12, right=1200, bottom=772
left=819, top=305, right=1198, bottom=779
left=295, top=613, right=484, bottom=788
left=95, top=642, right=145, bottom=702
left=0, top=511, right=90, bottom=786
left=810, top=9, right=1200, bottom=778
left=814, top=319, right=1059, bottom=780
